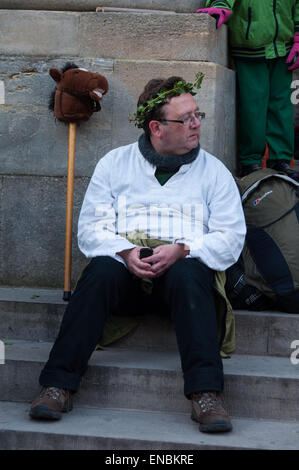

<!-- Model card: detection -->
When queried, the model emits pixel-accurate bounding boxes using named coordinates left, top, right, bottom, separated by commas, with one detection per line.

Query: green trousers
left=235, top=57, right=294, bottom=167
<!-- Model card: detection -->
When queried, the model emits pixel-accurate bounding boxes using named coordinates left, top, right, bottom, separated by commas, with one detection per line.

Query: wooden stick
left=63, top=122, right=77, bottom=301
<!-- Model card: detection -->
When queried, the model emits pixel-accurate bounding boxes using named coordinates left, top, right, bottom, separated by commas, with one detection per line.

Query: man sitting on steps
left=29, top=75, right=246, bottom=434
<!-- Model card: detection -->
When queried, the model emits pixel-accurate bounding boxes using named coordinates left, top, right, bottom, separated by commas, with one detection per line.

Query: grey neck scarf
left=138, top=133, right=200, bottom=171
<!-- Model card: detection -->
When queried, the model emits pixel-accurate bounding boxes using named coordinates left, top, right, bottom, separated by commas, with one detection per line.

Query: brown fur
left=49, top=63, right=109, bottom=122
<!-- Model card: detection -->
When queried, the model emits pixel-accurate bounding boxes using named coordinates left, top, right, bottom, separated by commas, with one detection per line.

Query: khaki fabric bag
left=237, top=169, right=299, bottom=313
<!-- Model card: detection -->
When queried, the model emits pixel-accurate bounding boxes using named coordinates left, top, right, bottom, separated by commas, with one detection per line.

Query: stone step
left=0, top=10, right=227, bottom=65
left=0, top=287, right=298, bottom=357
left=0, top=401, right=298, bottom=450
left=0, top=0, right=205, bottom=14
left=1, top=340, right=298, bottom=421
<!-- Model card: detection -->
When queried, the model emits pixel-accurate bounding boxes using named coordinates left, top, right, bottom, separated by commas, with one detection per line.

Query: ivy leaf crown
left=129, top=72, right=204, bottom=129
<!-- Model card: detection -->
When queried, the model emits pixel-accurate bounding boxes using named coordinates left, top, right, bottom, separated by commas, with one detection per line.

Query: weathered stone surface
left=0, top=6, right=235, bottom=287
left=1, top=288, right=298, bottom=357
left=79, top=12, right=228, bottom=66
left=0, top=57, right=235, bottom=179
left=0, top=0, right=205, bottom=13
left=0, top=10, right=228, bottom=66
left=0, top=11, right=80, bottom=57
left=2, top=401, right=299, bottom=450
left=0, top=175, right=88, bottom=287
left=2, top=340, right=299, bottom=421
left=0, top=57, right=113, bottom=177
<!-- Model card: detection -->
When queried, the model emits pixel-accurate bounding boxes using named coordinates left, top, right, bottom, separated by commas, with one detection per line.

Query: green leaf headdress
left=129, top=72, right=204, bottom=129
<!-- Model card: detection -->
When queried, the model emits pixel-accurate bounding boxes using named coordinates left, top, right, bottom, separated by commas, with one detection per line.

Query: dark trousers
left=39, top=256, right=224, bottom=398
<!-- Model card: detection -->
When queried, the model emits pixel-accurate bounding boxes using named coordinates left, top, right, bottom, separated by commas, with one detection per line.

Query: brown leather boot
left=191, top=391, right=232, bottom=433
left=30, top=387, right=73, bottom=420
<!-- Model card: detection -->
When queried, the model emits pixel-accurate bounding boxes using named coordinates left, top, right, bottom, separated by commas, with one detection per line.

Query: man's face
left=158, top=93, right=201, bottom=155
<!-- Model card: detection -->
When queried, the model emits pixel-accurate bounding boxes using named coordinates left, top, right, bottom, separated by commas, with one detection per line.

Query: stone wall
left=0, top=7, right=236, bottom=288
left=0, top=0, right=205, bottom=12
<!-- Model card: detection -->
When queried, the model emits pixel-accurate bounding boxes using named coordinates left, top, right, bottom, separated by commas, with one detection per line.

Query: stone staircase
left=0, top=286, right=299, bottom=450
left=1, top=1, right=299, bottom=451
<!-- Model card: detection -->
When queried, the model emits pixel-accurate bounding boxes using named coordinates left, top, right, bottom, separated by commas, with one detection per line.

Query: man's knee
left=78, top=256, right=128, bottom=287
left=88, top=255, right=120, bottom=272
left=166, top=258, right=214, bottom=287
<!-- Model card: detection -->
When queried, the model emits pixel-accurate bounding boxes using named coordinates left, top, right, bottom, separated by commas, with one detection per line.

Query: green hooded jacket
left=205, top=0, right=299, bottom=59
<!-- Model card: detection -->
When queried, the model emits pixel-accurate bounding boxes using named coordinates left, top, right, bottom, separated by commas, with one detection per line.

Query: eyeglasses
left=159, top=111, right=205, bottom=127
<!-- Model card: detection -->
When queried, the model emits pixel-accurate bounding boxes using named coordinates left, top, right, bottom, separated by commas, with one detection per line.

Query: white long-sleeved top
left=78, top=142, right=246, bottom=271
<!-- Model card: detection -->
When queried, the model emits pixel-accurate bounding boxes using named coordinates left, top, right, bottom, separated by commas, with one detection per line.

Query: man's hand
left=117, top=244, right=190, bottom=279
left=145, top=243, right=190, bottom=278
left=117, top=247, right=156, bottom=279
left=287, top=33, right=299, bottom=70
left=195, top=7, right=232, bottom=29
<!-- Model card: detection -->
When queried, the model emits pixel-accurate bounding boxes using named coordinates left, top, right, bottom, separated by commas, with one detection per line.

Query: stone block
left=79, top=12, right=228, bottom=66
left=1, top=287, right=298, bottom=357
left=0, top=57, right=114, bottom=177
left=3, top=341, right=299, bottom=421
left=0, top=0, right=206, bottom=13
left=0, top=10, right=228, bottom=66
left=234, top=312, right=269, bottom=356
left=268, top=315, right=299, bottom=357
left=0, top=11, right=80, bottom=57
left=0, top=175, right=88, bottom=287
left=0, top=57, right=236, bottom=178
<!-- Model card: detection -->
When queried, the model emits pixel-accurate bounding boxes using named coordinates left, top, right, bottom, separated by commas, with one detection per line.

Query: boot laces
left=41, top=387, right=67, bottom=401
left=194, top=392, right=224, bottom=414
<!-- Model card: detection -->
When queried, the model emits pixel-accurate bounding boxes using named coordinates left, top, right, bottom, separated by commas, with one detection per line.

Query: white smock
left=78, top=142, right=246, bottom=271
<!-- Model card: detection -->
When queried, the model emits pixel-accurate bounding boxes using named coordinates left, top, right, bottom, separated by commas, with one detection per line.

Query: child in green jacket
left=196, top=0, right=299, bottom=181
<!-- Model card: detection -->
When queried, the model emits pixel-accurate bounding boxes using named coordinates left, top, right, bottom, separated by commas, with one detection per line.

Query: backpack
left=236, top=168, right=299, bottom=314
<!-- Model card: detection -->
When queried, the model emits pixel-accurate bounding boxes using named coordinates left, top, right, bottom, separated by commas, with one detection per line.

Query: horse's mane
left=48, top=62, right=79, bottom=111
left=61, top=62, right=79, bottom=73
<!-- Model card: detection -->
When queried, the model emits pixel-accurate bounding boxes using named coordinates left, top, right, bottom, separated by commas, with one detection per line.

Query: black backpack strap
left=246, top=227, right=294, bottom=296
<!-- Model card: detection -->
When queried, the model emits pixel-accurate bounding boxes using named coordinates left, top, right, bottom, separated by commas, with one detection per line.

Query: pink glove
left=195, top=7, right=232, bottom=29
left=287, top=33, right=299, bottom=71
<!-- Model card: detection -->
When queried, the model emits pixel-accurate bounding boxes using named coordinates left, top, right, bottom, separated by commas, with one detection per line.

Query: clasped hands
left=118, top=244, right=190, bottom=279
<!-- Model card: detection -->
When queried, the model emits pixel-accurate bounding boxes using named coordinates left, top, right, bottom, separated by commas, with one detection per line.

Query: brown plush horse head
left=49, top=62, right=109, bottom=122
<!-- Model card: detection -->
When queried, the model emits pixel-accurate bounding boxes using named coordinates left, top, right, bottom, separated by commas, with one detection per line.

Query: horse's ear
left=100, top=76, right=109, bottom=94
left=49, top=68, right=63, bottom=83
